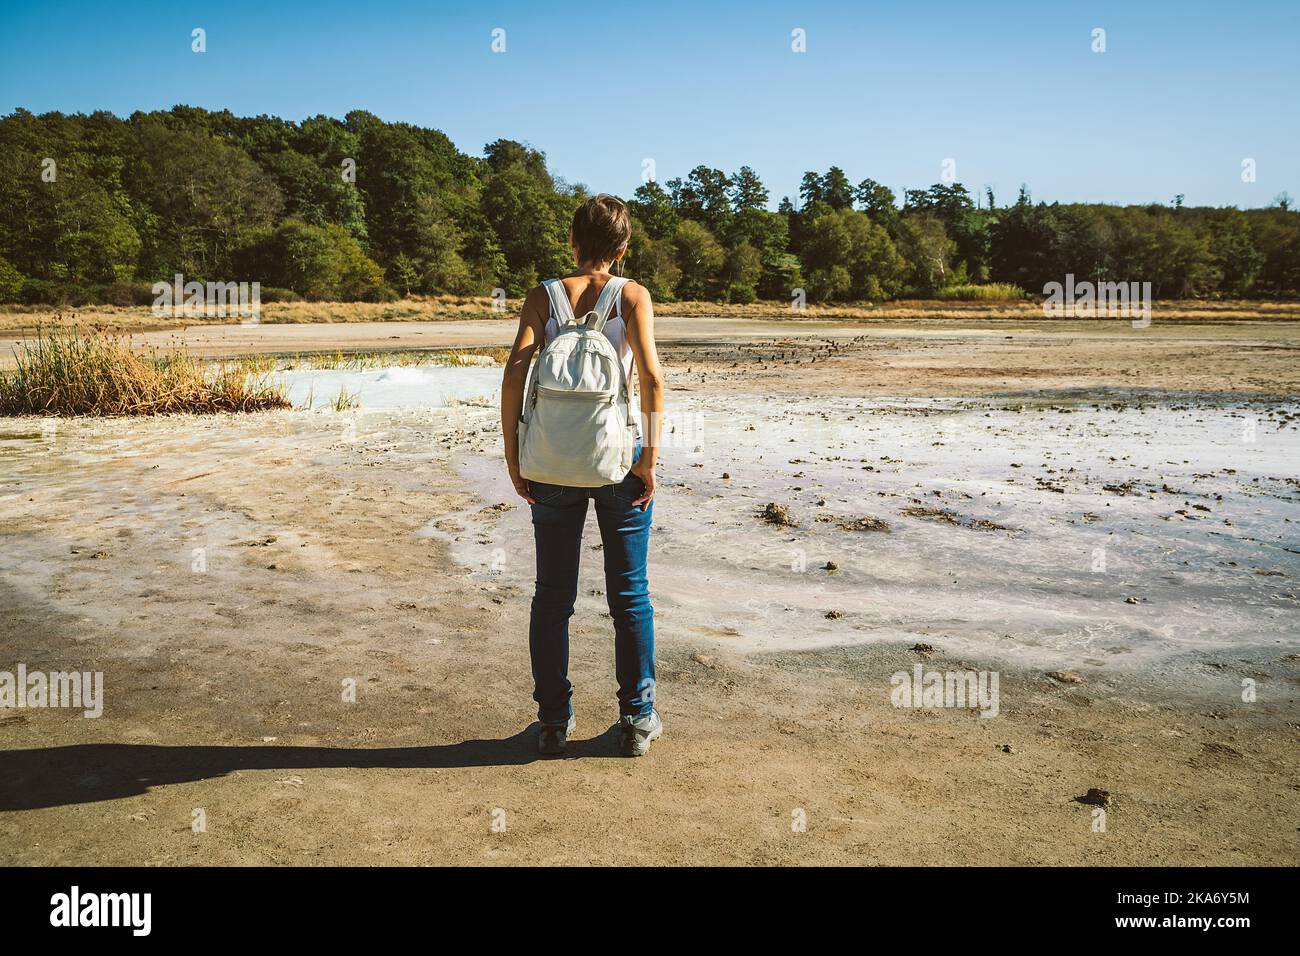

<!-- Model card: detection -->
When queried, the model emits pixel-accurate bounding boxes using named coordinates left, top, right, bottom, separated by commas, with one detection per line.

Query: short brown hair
left=570, top=194, right=631, bottom=264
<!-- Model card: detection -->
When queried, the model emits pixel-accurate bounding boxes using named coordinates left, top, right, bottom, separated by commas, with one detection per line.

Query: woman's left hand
left=629, top=459, right=656, bottom=511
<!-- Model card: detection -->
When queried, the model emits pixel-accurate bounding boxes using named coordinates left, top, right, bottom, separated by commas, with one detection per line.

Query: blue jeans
left=528, top=466, right=655, bottom=725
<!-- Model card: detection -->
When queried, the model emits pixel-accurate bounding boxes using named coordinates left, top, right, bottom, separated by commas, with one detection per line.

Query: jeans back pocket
left=528, top=480, right=567, bottom=505
left=612, top=471, right=645, bottom=504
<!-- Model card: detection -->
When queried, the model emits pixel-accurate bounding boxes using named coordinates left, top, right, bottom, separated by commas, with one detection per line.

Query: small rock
left=823, top=561, right=838, bottom=572
left=910, top=643, right=935, bottom=657
left=690, top=652, right=716, bottom=668
left=1124, top=596, right=1139, bottom=604
left=1075, top=788, right=1112, bottom=808
left=824, top=610, right=842, bottom=620
left=999, top=744, right=1016, bottom=754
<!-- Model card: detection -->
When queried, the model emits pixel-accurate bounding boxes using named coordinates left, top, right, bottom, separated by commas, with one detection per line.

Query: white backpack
left=518, top=276, right=636, bottom=487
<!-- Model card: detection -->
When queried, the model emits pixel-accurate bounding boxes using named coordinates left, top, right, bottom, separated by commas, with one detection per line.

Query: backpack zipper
left=537, top=385, right=617, bottom=402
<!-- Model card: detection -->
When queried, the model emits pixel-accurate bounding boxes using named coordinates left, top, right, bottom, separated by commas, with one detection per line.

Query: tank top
left=543, top=277, right=633, bottom=381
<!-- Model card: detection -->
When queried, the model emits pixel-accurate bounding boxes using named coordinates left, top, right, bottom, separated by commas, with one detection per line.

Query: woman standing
left=500, top=195, right=665, bottom=757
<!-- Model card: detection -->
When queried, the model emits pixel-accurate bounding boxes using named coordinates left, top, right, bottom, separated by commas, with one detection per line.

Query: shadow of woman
left=0, top=723, right=625, bottom=811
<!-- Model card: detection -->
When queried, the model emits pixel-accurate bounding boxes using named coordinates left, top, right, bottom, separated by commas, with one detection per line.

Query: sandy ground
left=1, top=317, right=1297, bottom=865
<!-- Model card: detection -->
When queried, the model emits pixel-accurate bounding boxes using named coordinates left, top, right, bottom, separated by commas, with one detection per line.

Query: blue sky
left=1, top=0, right=1296, bottom=208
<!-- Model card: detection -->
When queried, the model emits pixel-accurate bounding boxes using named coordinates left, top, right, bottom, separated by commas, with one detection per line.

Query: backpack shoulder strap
left=587, top=277, right=630, bottom=332
left=542, top=278, right=577, bottom=327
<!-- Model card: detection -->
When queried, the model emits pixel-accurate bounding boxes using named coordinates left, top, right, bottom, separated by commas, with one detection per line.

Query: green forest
left=1, top=106, right=1297, bottom=306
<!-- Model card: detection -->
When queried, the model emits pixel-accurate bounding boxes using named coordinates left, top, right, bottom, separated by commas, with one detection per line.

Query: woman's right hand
left=509, top=466, right=536, bottom=504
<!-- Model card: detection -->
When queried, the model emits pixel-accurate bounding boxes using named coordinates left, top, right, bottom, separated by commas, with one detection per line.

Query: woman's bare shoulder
left=519, top=284, right=550, bottom=323
left=621, top=279, right=652, bottom=308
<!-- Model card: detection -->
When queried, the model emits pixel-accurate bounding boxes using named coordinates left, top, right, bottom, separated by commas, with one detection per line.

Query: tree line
left=1, top=106, right=1297, bottom=306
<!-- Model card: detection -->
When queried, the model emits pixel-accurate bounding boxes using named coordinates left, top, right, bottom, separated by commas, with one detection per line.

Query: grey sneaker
left=537, top=715, right=576, bottom=756
left=618, top=710, right=663, bottom=757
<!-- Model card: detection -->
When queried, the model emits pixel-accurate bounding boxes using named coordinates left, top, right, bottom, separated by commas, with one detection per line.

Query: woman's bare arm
left=624, top=281, right=664, bottom=509
left=501, top=286, right=549, bottom=504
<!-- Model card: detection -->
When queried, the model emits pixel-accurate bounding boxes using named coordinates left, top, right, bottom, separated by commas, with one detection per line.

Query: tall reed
left=0, top=327, right=290, bottom=416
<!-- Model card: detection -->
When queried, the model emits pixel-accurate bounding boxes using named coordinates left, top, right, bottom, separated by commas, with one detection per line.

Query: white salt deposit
left=278, top=365, right=500, bottom=410
left=423, top=387, right=1300, bottom=684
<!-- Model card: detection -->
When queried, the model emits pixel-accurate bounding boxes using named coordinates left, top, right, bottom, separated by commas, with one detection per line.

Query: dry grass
left=933, top=283, right=1027, bottom=301
left=256, top=296, right=503, bottom=324
left=658, top=298, right=1300, bottom=321
left=251, top=346, right=511, bottom=372
left=2, top=296, right=1298, bottom=335
left=0, top=327, right=290, bottom=416
left=329, top=384, right=359, bottom=411
left=0, top=296, right=507, bottom=333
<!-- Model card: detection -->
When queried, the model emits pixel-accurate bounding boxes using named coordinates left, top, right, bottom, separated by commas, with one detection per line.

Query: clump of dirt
left=1103, top=481, right=1138, bottom=496
left=900, top=506, right=1012, bottom=532
left=759, top=502, right=798, bottom=527
left=838, top=516, right=892, bottom=532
